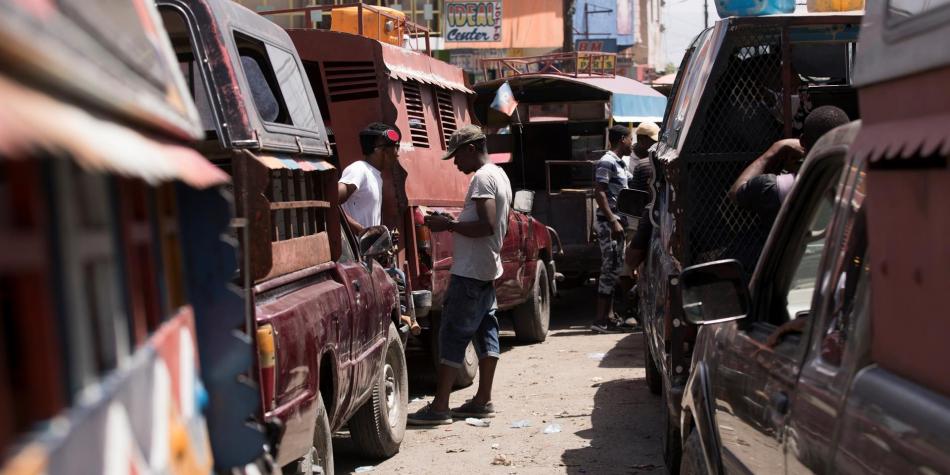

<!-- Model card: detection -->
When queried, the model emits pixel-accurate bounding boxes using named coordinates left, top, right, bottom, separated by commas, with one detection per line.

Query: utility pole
left=564, top=0, right=575, bottom=52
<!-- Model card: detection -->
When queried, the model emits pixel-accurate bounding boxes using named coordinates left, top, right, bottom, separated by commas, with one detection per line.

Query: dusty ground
left=333, top=287, right=665, bottom=475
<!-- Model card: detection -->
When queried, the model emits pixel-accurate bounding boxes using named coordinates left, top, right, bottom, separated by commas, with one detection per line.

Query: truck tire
left=644, top=333, right=662, bottom=395
left=350, top=323, right=408, bottom=458
left=429, top=313, right=477, bottom=388
left=513, top=263, right=551, bottom=343
left=284, top=396, right=333, bottom=475
left=662, top=388, right=682, bottom=474
left=680, top=431, right=709, bottom=475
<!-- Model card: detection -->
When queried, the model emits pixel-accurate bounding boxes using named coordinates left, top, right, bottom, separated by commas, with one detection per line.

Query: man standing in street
left=621, top=122, right=660, bottom=326
left=338, top=122, right=401, bottom=234
left=591, top=125, right=633, bottom=333
left=407, top=125, right=511, bottom=425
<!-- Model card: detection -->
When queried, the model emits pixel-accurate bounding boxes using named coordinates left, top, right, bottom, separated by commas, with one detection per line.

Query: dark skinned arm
left=728, top=138, right=804, bottom=202
left=337, top=182, right=356, bottom=203
left=424, top=198, right=497, bottom=238
left=594, top=183, right=624, bottom=239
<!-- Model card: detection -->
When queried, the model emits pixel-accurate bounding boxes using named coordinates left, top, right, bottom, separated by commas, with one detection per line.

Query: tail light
left=257, top=324, right=277, bottom=411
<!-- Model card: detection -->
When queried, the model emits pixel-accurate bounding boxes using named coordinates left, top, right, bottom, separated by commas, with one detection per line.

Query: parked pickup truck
left=674, top=2, right=950, bottom=473
left=158, top=1, right=408, bottom=473
left=259, top=3, right=557, bottom=387
left=626, top=12, right=862, bottom=471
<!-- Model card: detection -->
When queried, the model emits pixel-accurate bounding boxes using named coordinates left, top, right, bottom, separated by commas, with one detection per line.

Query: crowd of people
left=335, top=105, right=849, bottom=426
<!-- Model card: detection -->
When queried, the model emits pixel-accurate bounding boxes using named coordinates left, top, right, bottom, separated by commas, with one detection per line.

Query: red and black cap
left=360, top=122, right=400, bottom=143
left=359, top=122, right=401, bottom=154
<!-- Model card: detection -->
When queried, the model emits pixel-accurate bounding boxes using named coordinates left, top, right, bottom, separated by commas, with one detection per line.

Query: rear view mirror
left=617, top=188, right=650, bottom=218
left=680, top=259, right=750, bottom=325
left=359, top=226, right=394, bottom=258
left=513, top=190, right=535, bottom=214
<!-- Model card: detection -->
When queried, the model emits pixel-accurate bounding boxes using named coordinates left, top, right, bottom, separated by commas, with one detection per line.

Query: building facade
left=572, top=0, right=662, bottom=80
left=236, top=0, right=565, bottom=82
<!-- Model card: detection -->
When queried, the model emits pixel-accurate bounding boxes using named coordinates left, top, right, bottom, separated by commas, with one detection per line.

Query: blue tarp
left=611, top=93, right=667, bottom=123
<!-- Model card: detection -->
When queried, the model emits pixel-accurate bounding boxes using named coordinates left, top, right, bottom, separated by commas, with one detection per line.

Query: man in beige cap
left=408, top=124, right=512, bottom=425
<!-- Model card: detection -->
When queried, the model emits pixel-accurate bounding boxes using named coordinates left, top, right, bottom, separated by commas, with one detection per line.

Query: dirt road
left=333, top=288, right=666, bottom=474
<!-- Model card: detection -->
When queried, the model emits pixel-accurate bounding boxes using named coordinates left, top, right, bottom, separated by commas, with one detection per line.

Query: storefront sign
left=445, top=1, right=503, bottom=42
left=577, top=54, right=616, bottom=72
left=575, top=38, right=618, bottom=53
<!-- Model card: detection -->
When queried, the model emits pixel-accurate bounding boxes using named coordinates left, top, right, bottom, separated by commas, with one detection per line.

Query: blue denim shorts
left=439, top=275, right=500, bottom=368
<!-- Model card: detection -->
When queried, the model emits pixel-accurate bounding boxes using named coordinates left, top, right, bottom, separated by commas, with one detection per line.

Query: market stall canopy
left=474, top=74, right=667, bottom=124
left=582, top=76, right=668, bottom=123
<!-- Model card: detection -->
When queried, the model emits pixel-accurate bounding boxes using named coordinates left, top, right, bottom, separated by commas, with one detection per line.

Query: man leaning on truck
left=337, top=122, right=401, bottom=234
left=408, top=125, right=512, bottom=426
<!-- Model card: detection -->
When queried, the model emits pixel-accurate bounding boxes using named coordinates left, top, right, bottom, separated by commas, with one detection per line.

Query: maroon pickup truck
left=158, top=1, right=408, bottom=473
left=259, top=4, right=558, bottom=386
left=673, top=2, right=950, bottom=472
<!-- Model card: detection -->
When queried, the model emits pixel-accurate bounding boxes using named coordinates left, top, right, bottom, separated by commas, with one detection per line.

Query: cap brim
left=442, top=149, right=457, bottom=160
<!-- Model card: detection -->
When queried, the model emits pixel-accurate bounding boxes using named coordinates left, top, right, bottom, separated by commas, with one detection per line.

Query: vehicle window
left=53, top=162, right=130, bottom=395
left=234, top=33, right=291, bottom=126
left=265, top=44, right=319, bottom=132
left=816, top=162, right=868, bottom=367
left=665, top=28, right=713, bottom=149
left=889, top=0, right=950, bottom=24
left=339, top=225, right=356, bottom=263
left=785, top=190, right=835, bottom=319
left=160, top=7, right=218, bottom=136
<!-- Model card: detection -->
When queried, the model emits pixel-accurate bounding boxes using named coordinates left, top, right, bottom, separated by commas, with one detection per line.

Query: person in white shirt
left=338, top=122, right=401, bottom=234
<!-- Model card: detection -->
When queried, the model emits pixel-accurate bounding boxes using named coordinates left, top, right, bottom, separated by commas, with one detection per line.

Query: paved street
left=334, top=288, right=665, bottom=474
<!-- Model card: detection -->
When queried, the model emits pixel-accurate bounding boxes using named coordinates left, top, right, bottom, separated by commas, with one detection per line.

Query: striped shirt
left=595, top=150, right=628, bottom=220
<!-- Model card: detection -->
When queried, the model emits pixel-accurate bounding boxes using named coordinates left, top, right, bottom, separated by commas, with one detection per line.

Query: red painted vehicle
left=0, top=0, right=266, bottom=472
left=158, top=1, right=408, bottom=473
left=259, top=3, right=557, bottom=386
left=675, top=1, right=950, bottom=473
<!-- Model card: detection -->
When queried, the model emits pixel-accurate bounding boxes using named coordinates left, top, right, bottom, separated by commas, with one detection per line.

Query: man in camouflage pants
left=591, top=125, right=634, bottom=333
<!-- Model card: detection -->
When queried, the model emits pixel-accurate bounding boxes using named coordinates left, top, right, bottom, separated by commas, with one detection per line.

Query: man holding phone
left=407, top=125, right=511, bottom=426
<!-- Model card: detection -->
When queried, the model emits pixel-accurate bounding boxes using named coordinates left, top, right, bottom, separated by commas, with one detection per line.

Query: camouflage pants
left=596, top=219, right=625, bottom=296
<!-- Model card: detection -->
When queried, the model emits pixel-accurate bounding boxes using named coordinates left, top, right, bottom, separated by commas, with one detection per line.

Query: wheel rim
left=384, top=359, right=399, bottom=428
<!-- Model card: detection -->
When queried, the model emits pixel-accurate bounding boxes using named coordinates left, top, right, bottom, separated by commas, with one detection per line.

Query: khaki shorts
left=621, top=219, right=638, bottom=278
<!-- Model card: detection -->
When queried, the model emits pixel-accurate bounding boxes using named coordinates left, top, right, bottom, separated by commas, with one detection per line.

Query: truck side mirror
left=358, top=226, right=394, bottom=259
left=617, top=188, right=650, bottom=218
left=513, top=190, right=535, bottom=214
left=680, top=259, right=750, bottom=325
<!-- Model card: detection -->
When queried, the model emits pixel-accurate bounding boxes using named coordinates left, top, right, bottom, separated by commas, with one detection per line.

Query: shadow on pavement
left=561, top=330, right=665, bottom=474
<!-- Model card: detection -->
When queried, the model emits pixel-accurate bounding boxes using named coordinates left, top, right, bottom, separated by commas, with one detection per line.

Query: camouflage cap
left=442, top=124, right=486, bottom=160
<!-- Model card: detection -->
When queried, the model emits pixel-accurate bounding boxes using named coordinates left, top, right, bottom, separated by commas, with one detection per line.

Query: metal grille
left=435, top=89, right=456, bottom=148
left=684, top=156, right=766, bottom=270
left=688, top=27, right=784, bottom=155
left=403, top=81, right=429, bottom=148
left=323, top=61, right=379, bottom=102
left=682, top=25, right=787, bottom=271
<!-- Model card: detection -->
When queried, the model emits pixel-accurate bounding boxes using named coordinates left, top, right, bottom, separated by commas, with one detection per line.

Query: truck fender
left=682, top=362, right=723, bottom=475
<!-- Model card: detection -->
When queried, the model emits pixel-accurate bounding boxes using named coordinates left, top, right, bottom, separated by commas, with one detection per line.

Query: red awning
left=850, top=113, right=950, bottom=163
left=0, top=75, right=227, bottom=189
left=381, top=42, right=473, bottom=94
